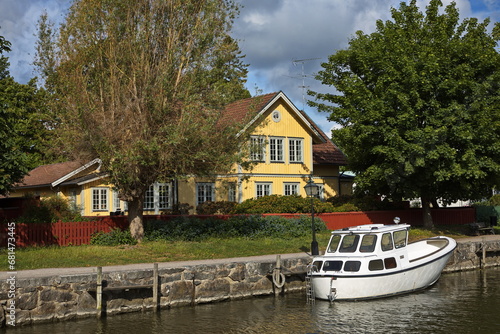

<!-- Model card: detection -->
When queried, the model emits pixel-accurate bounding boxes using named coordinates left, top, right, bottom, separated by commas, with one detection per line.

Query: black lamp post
left=304, top=176, right=320, bottom=256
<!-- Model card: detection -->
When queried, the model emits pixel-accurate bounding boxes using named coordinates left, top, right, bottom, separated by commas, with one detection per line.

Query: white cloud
left=0, top=0, right=495, bottom=135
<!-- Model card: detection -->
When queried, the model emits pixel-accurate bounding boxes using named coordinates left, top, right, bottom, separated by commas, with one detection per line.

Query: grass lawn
left=0, top=225, right=480, bottom=271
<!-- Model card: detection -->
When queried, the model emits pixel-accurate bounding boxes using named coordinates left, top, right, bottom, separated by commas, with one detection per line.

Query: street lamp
left=304, top=176, right=320, bottom=256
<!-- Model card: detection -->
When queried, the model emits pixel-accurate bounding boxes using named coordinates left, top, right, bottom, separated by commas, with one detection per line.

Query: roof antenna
left=290, top=58, right=320, bottom=110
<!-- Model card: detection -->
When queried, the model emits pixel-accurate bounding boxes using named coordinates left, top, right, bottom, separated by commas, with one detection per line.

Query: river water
left=3, top=267, right=500, bottom=334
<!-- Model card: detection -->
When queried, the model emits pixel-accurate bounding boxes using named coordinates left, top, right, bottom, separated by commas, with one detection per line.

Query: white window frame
left=269, top=137, right=284, bottom=163
left=197, top=182, right=215, bottom=205
left=92, top=188, right=108, bottom=212
left=250, top=136, right=266, bottom=162
left=158, top=183, right=171, bottom=210
left=255, top=182, right=272, bottom=198
left=112, top=190, right=121, bottom=212
left=144, top=182, right=172, bottom=212
left=228, top=182, right=237, bottom=202
left=284, top=182, right=300, bottom=196
left=289, top=138, right=304, bottom=163
left=144, top=185, right=155, bottom=210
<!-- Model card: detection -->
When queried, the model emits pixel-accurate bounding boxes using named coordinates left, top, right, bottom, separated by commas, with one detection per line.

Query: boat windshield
left=381, top=233, right=393, bottom=251
left=339, top=234, right=360, bottom=253
left=327, top=235, right=341, bottom=253
left=359, top=234, right=377, bottom=253
left=394, top=230, right=408, bottom=249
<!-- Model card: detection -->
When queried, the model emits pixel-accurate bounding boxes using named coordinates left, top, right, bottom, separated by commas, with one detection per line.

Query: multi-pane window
left=284, top=183, right=299, bottom=196
left=144, top=185, right=155, bottom=210
left=269, top=137, right=284, bottom=162
left=197, top=183, right=214, bottom=204
left=92, top=188, right=108, bottom=211
left=289, top=138, right=303, bottom=162
left=158, top=184, right=170, bottom=210
left=113, top=191, right=121, bottom=211
left=256, top=182, right=272, bottom=198
left=144, top=183, right=171, bottom=211
left=228, top=182, right=237, bottom=202
left=250, top=136, right=266, bottom=161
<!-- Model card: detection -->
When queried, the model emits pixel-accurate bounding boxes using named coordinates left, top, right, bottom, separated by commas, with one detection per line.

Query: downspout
left=173, top=179, right=178, bottom=209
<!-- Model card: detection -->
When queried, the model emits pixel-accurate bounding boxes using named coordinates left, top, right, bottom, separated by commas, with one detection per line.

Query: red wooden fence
left=0, top=207, right=476, bottom=248
left=0, top=216, right=128, bottom=247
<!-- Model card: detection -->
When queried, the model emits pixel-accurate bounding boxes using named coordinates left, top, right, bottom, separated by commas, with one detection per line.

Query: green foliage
left=90, top=228, right=137, bottom=246
left=144, top=215, right=326, bottom=242
left=196, top=201, right=237, bottom=215
left=309, top=0, right=500, bottom=215
left=0, top=35, right=51, bottom=195
left=232, top=195, right=335, bottom=214
left=326, top=194, right=409, bottom=211
left=162, top=203, right=193, bottom=215
left=16, top=195, right=85, bottom=223
left=489, top=194, right=500, bottom=206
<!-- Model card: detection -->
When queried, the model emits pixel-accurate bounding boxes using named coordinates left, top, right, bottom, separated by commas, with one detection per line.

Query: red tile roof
left=16, top=160, right=91, bottom=188
left=220, top=92, right=278, bottom=127
left=296, top=108, right=348, bottom=166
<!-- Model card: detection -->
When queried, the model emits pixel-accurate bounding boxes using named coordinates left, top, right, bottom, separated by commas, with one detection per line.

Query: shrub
left=232, top=195, right=335, bottom=214
left=196, top=201, right=237, bottom=215
left=90, top=228, right=137, bottom=246
left=16, top=195, right=86, bottom=223
left=162, top=203, right=193, bottom=215
left=143, top=214, right=327, bottom=241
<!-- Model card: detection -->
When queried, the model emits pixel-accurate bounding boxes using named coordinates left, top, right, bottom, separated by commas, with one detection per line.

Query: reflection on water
left=3, top=267, right=500, bottom=334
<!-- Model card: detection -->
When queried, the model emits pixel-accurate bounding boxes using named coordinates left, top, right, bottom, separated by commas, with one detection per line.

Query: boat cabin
left=312, top=224, right=411, bottom=274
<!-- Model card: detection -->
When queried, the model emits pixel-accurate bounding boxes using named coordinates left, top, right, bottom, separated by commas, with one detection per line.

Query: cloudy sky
left=1, top=0, right=499, bottom=134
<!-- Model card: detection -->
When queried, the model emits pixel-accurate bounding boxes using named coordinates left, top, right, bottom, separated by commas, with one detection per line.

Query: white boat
left=308, top=221, right=457, bottom=301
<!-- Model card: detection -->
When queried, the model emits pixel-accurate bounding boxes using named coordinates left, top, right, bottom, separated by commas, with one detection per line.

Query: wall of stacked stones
left=0, top=257, right=310, bottom=326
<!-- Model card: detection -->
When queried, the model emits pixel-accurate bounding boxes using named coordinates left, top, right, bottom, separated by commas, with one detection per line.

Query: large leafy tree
left=309, top=0, right=500, bottom=227
left=36, top=0, right=251, bottom=240
left=0, top=35, right=49, bottom=195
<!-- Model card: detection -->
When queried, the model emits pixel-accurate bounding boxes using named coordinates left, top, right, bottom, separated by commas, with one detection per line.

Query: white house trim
left=51, top=158, right=102, bottom=187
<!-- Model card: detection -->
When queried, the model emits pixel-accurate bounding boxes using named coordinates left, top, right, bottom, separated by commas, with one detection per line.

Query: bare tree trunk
left=128, top=196, right=145, bottom=242
left=421, top=197, right=434, bottom=229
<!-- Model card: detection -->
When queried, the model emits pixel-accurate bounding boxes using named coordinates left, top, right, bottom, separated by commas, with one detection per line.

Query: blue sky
left=1, top=0, right=499, bottom=135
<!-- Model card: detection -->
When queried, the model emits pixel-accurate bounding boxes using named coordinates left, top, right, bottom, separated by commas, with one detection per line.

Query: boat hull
left=311, top=246, right=454, bottom=301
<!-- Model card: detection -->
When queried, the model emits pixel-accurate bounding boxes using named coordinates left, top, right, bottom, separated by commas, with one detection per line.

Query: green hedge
left=143, top=215, right=326, bottom=242
left=231, top=195, right=335, bottom=214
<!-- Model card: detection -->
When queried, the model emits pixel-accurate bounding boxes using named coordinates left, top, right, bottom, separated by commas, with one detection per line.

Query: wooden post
left=482, top=244, right=486, bottom=269
left=96, top=266, right=102, bottom=318
left=153, top=263, right=159, bottom=312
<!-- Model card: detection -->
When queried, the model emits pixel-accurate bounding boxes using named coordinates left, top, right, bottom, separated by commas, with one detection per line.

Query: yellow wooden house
left=9, top=91, right=350, bottom=216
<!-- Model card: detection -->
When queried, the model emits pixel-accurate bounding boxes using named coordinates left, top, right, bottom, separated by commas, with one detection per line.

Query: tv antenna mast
left=289, top=57, right=321, bottom=110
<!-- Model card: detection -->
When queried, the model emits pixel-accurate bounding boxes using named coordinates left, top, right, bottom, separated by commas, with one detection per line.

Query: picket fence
left=0, top=207, right=476, bottom=248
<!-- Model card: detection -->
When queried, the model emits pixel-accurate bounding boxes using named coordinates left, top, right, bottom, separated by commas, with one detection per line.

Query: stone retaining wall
left=2, top=238, right=500, bottom=327
left=0, top=256, right=310, bottom=327
left=444, top=238, right=500, bottom=273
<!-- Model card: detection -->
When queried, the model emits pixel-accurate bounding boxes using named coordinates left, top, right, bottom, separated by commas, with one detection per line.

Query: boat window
left=311, top=261, right=323, bottom=272
left=339, top=235, right=360, bottom=253
left=384, top=257, right=397, bottom=269
left=323, top=261, right=343, bottom=271
left=327, top=235, right=342, bottom=253
left=393, top=230, right=407, bottom=249
left=381, top=233, right=393, bottom=251
left=369, top=259, right=384, bottom=271
left=344, top=261, right=361, bottom=272
left=359, top=235, right=377, bottom=253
